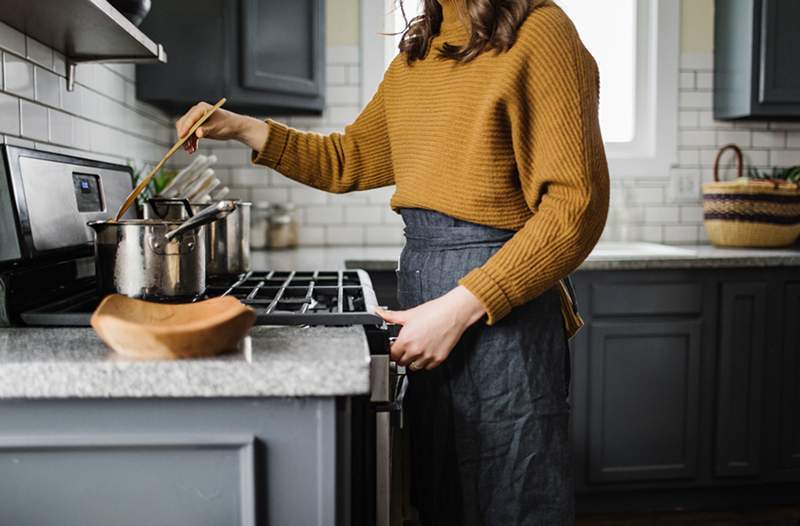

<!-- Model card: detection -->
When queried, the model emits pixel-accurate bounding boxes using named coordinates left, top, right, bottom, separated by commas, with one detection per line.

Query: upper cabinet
left=136, top=0, right=325, bottom=116
left=715, top=0, right=800, bottom=120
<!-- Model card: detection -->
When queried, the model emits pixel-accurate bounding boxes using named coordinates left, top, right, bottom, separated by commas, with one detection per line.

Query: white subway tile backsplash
left=326, top=225, right=364, bottom=245
left=326, top=105, right=359, bottom=125
left=20, top=99, right=47, bottom=141
left=680, top=130, right=716, bottom=147
left=680, top=205, right=704, bottom=223
left=25, top=37, right=52, bottom=69
left=0, top=22, right=25, bottom=55
left=305, top=205, right=345, bottom=224
left=679, top=72, right=695, bottom=89
left=48, top=109, right=71, bottom=146
left=677, top=149, right=700, bottom=166
left=232, top=167, right=268, bottom=187
left=327, top=45, right=359, bottom=65
left=716, top=129, right=751, bottom=147
left=72, top=117, right=91, bottom=150
left=786, top=132, right=800, bottom=148
left=326, top=85, right=359, bottom=105
left=366, top=225, right=403, bottom=245
left=752, top=130, right=786, bottom=148
left=679, top=110, right=699, bottom=128
left=3, top=52, right=34, bottom=97
left=35, top=67, right=60, bottom=107
left=664, top=225, right=699, bottom=243
left=640, top=225, right=663, bottom=243
left=696, top=72, right=713, bottom=90
left=346, top=65, right=360, bottom=85
left=326, top=65, right=347, bottom=85
left=679, top=91, right=713, bottom=109
left=344, top=205, right=383, bottom=224
left=251, top=187, right=289, bottom=204
left=0, top=92, right=19, bottom=135
left=626, top=186, right=664, bottom=204
left=298, top=226, right=326, bottom=245
left=681, top=52, right=713, bottom=70
left=644, top=206, right=679, bottom=224
left=290, top=186, right=328, bottom=205
left=52, top=52, right=66, bottom=77
left=770, top=149, right=800, bottom=166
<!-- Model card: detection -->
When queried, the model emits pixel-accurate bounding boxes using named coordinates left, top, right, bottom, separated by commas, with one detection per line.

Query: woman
left=176, top=0, right=608, bottom=522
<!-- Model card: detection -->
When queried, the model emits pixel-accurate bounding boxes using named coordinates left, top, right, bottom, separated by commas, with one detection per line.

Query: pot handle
left=147, top=197, right=194, bottom=219
left=164, top=200, right=237, bottom=241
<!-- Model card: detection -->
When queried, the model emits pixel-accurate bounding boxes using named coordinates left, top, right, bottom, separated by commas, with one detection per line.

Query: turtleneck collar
left=438, top=0, right=468, bottom=39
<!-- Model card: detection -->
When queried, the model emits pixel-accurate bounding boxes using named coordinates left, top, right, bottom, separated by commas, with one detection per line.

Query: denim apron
left=397, top=208, right=574, bottom=526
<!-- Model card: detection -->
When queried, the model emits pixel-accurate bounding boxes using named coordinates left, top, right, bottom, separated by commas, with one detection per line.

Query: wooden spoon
left=114, top=97, right=227, bottom=221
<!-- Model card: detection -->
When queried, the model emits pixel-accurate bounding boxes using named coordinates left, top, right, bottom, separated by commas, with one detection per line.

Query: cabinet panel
left=758, top=0, right=800, bottom=104
left=591, top=281, right=702, bottom=316
left=781, top=282, right=800, bottom=470
left=588, top=320, right=702, bottom=483
left=241, top=0, right=323, bottom=97
left=714, top=282, right=767, bottom=477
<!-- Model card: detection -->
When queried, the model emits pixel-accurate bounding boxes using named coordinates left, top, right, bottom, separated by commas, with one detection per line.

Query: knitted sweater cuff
left=458, top=267, right=513, bottom=325
left=251, top=120, right=290, bottom=168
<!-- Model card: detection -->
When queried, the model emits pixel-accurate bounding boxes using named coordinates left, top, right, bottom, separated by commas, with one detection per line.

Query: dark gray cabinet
left=136, top=0, right=325, bottom=116
left=781, top=282, right=800, bottom=471
left=714, top=282, right=767, bottom=478
left=587, top=320, right=702, bottom=483
left=714, top=0, right=800, bottom=120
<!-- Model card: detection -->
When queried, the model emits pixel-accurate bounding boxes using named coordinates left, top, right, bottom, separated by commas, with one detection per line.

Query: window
left=360, top=0, right=679, bottom=177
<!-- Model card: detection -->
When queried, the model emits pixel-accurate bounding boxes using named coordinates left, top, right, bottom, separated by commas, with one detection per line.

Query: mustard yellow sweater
left=253, top=0, right=609, bottom=325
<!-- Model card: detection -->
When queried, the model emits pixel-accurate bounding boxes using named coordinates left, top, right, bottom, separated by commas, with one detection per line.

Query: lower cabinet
left=714, top=282, right=768, bottom=478
left=587, top=320, right=702, bottom=483
left=780, top=282, right=800, bottom=471
left=571, top=267, right=800, bottom=509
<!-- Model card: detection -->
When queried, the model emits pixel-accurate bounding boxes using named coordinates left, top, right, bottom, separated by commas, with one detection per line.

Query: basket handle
left=713, top=144, right=743, bottom=182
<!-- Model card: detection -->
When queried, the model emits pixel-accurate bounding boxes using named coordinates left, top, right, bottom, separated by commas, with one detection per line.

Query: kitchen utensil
left=114, top=98, right=226, bottom=220
left=211, top=186, right=230, bottom=200
left=158, top=155, right=206, bottom=197
left=177, top=168, right=214, bottom=200
left=88, top=201, right=236, bottom=299
left=186, top=176, right=220, bottom=203
left=91, top=294, right=256, bottom=359
left=160, top=155, right=217, bottom=198
left=144, top=199, right=251, bottom=275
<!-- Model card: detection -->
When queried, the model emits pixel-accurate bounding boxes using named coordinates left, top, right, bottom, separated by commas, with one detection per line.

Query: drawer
left=590, top=281, right=702, bottom=316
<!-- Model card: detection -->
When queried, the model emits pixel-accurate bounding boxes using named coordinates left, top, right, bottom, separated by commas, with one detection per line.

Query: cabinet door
left=240, top=0, right=324, bottom=97
left=781, top=282, right=800, bottom=470
left=758, top=0, right=800, bottom=104
left=588, top=320, right=702, bottom=483
left=714, top=282, right=767, bottom=477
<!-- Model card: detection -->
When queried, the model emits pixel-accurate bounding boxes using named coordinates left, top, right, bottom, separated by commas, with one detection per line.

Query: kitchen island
left=0, top=326, right=371, bottom=526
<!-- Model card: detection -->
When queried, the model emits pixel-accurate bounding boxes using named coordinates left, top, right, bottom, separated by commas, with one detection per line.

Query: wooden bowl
left=91, top=294, right=256, bottom=359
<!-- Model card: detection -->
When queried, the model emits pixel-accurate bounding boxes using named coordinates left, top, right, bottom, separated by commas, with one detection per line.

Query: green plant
left=747, top=165, right=800, bottom=183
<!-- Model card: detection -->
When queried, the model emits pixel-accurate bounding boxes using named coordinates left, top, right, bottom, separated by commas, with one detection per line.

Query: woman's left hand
left=375, top=286, right=486, bottom=371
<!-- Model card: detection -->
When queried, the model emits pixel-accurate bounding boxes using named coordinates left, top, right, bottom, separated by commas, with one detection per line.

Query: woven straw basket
left=703, top=144, right=800, bottom=248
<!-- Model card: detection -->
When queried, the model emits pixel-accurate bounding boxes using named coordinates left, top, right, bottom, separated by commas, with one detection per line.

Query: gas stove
left=15, top=268, right=382, bottom=327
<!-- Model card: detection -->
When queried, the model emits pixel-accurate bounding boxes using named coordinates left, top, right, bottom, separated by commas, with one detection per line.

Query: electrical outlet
left=668, top=171, right=701, bottom=202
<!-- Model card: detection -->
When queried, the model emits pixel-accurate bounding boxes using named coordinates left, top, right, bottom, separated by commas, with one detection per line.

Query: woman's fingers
left=374, top=307, right=406, bottom=325
left=176, top=102, right=211, bottom=138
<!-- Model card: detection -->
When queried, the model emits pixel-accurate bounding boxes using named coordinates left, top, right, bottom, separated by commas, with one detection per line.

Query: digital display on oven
left=72, top=173, right=103, bottom=212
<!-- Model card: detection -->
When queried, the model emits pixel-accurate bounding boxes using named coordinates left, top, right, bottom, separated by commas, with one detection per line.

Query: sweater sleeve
left=251, top=82, right=394, bottom=193
left=458, top=15, right=610, bottom=325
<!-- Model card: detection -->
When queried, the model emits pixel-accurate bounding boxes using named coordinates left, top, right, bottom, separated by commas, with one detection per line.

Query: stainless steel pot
left=88, top=201, right=237, bottom=299
left=146, top=198, right=252, bottom=275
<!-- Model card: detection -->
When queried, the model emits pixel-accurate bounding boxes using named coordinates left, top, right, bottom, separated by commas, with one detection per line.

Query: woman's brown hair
left=397, top=0, right=537, bottom=63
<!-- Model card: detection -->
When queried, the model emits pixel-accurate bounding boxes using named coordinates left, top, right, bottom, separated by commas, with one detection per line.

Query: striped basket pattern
left=703, top=144, right=800, bottom=248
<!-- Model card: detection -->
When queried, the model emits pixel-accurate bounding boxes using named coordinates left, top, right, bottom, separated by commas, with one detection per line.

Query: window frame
left=359, top=0, right=680, bottom=178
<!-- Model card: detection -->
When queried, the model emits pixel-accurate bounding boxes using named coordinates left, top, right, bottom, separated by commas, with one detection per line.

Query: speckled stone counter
left=251, top=243, right=800, bottom=272
left=0, top=326, right=370, bottom=399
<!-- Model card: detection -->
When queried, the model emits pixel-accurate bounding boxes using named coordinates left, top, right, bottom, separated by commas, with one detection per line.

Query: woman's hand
left=376, top=286, right=486, bottom=371
left=175, top=101, right=269, bottom=154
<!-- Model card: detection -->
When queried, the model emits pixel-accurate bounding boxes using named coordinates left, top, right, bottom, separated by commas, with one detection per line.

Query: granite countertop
left=0, top=326, right=370, bottom=399
left=252, top=242, right=800, bottom=272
